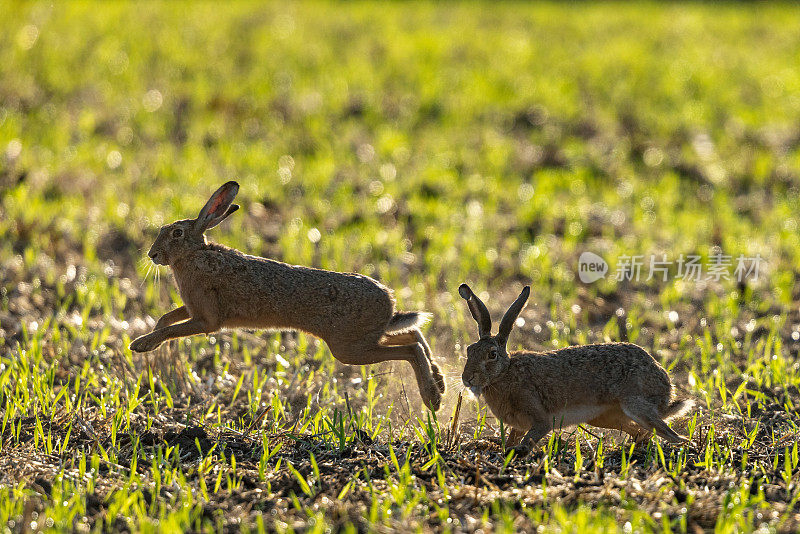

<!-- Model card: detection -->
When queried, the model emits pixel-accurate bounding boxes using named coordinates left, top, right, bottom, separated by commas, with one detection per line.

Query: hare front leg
left=129, top=306, right=192, bottom=352
left=507, top=427, right=526, bottom=446
left=130, top=318, right=215, bottom=352
left=509, top=423, right=551, bottom=457
left=154, top=305, right=190, bottom=330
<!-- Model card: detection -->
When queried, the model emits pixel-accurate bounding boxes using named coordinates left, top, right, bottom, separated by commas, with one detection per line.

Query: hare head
left=147, top=181, right=240, bottom=265
left=458, top=283, right=530, bottom=395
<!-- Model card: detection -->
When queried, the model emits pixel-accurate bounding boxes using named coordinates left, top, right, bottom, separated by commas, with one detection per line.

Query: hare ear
left=497, top=286, right=530, bottom=347
left=195, top=181, right=239, bottom=232
left=206, top=203, right=239, bottom=229
left=458, top=283, right=492, bottom=338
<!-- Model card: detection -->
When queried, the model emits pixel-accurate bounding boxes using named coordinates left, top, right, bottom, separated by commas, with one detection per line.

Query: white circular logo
left=578, top=252, right=608, bottom=283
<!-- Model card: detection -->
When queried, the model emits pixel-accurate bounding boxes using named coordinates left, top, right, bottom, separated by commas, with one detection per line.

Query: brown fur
left=459, top=283, right=693, bottom=455
left=130, top=182, right=445, bottom=410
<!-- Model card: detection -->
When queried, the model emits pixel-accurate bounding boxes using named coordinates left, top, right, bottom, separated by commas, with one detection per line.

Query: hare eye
left=488, top=349, right=498, bottom=360
left=172, top=228, right=184, bottom=238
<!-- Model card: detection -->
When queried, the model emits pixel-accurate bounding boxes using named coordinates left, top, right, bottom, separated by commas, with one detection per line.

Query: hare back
left=504, top=343, right=672, bottom=411
left=172, top=245, right=395, bottom=339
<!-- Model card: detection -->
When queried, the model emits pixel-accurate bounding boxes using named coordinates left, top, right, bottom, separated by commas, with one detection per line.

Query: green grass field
left=2, top=1, right=800, bottom=532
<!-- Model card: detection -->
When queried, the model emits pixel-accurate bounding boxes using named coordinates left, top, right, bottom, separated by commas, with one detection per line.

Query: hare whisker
left=140, top=262, right=153, bottom=287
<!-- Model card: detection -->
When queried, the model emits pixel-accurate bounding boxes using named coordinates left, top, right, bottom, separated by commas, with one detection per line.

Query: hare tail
left=663, top=398, right=694, bottom=419
left=386, top=311, right=432, bottom=334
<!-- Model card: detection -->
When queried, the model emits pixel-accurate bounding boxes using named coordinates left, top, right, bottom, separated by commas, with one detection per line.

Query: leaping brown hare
left=458, top=283, right=693, bottom=456
left=129, top=181, right=445, bottom=410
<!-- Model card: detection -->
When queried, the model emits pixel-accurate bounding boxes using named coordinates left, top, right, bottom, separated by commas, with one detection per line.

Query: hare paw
left=130, top=334, right=162, bottom=352
left=422, top=385, right=442, bottom=412
left=509, top=445, right=531, bottom=458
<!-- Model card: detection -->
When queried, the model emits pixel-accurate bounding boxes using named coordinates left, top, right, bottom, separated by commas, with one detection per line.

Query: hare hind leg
left=620, top=398, right=686, bottom=443
left=382, top=329, right=445, bottom=394
left=332, top=341, right=442, bottom=411
left=587, top=407, right=649, bottom=443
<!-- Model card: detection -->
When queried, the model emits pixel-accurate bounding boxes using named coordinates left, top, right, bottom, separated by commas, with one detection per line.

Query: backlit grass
left=2, top=2, right=800, bottom=532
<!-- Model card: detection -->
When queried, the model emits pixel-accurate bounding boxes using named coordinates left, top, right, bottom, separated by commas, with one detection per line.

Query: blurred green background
left=4, top=2, right=800, bottom=307
left=2, top=2, right=800, bottom=532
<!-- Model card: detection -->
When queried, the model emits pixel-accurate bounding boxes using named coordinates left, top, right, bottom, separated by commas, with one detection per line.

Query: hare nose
left=462, top=373, right=474, bottom=387
left=148, top=252, right=158, bottom=260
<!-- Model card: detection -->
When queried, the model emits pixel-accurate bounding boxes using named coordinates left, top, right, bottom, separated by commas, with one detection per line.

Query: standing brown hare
left=458, top=283, right=693, bottom=455
left=129, top=181, right=445, bottom=410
